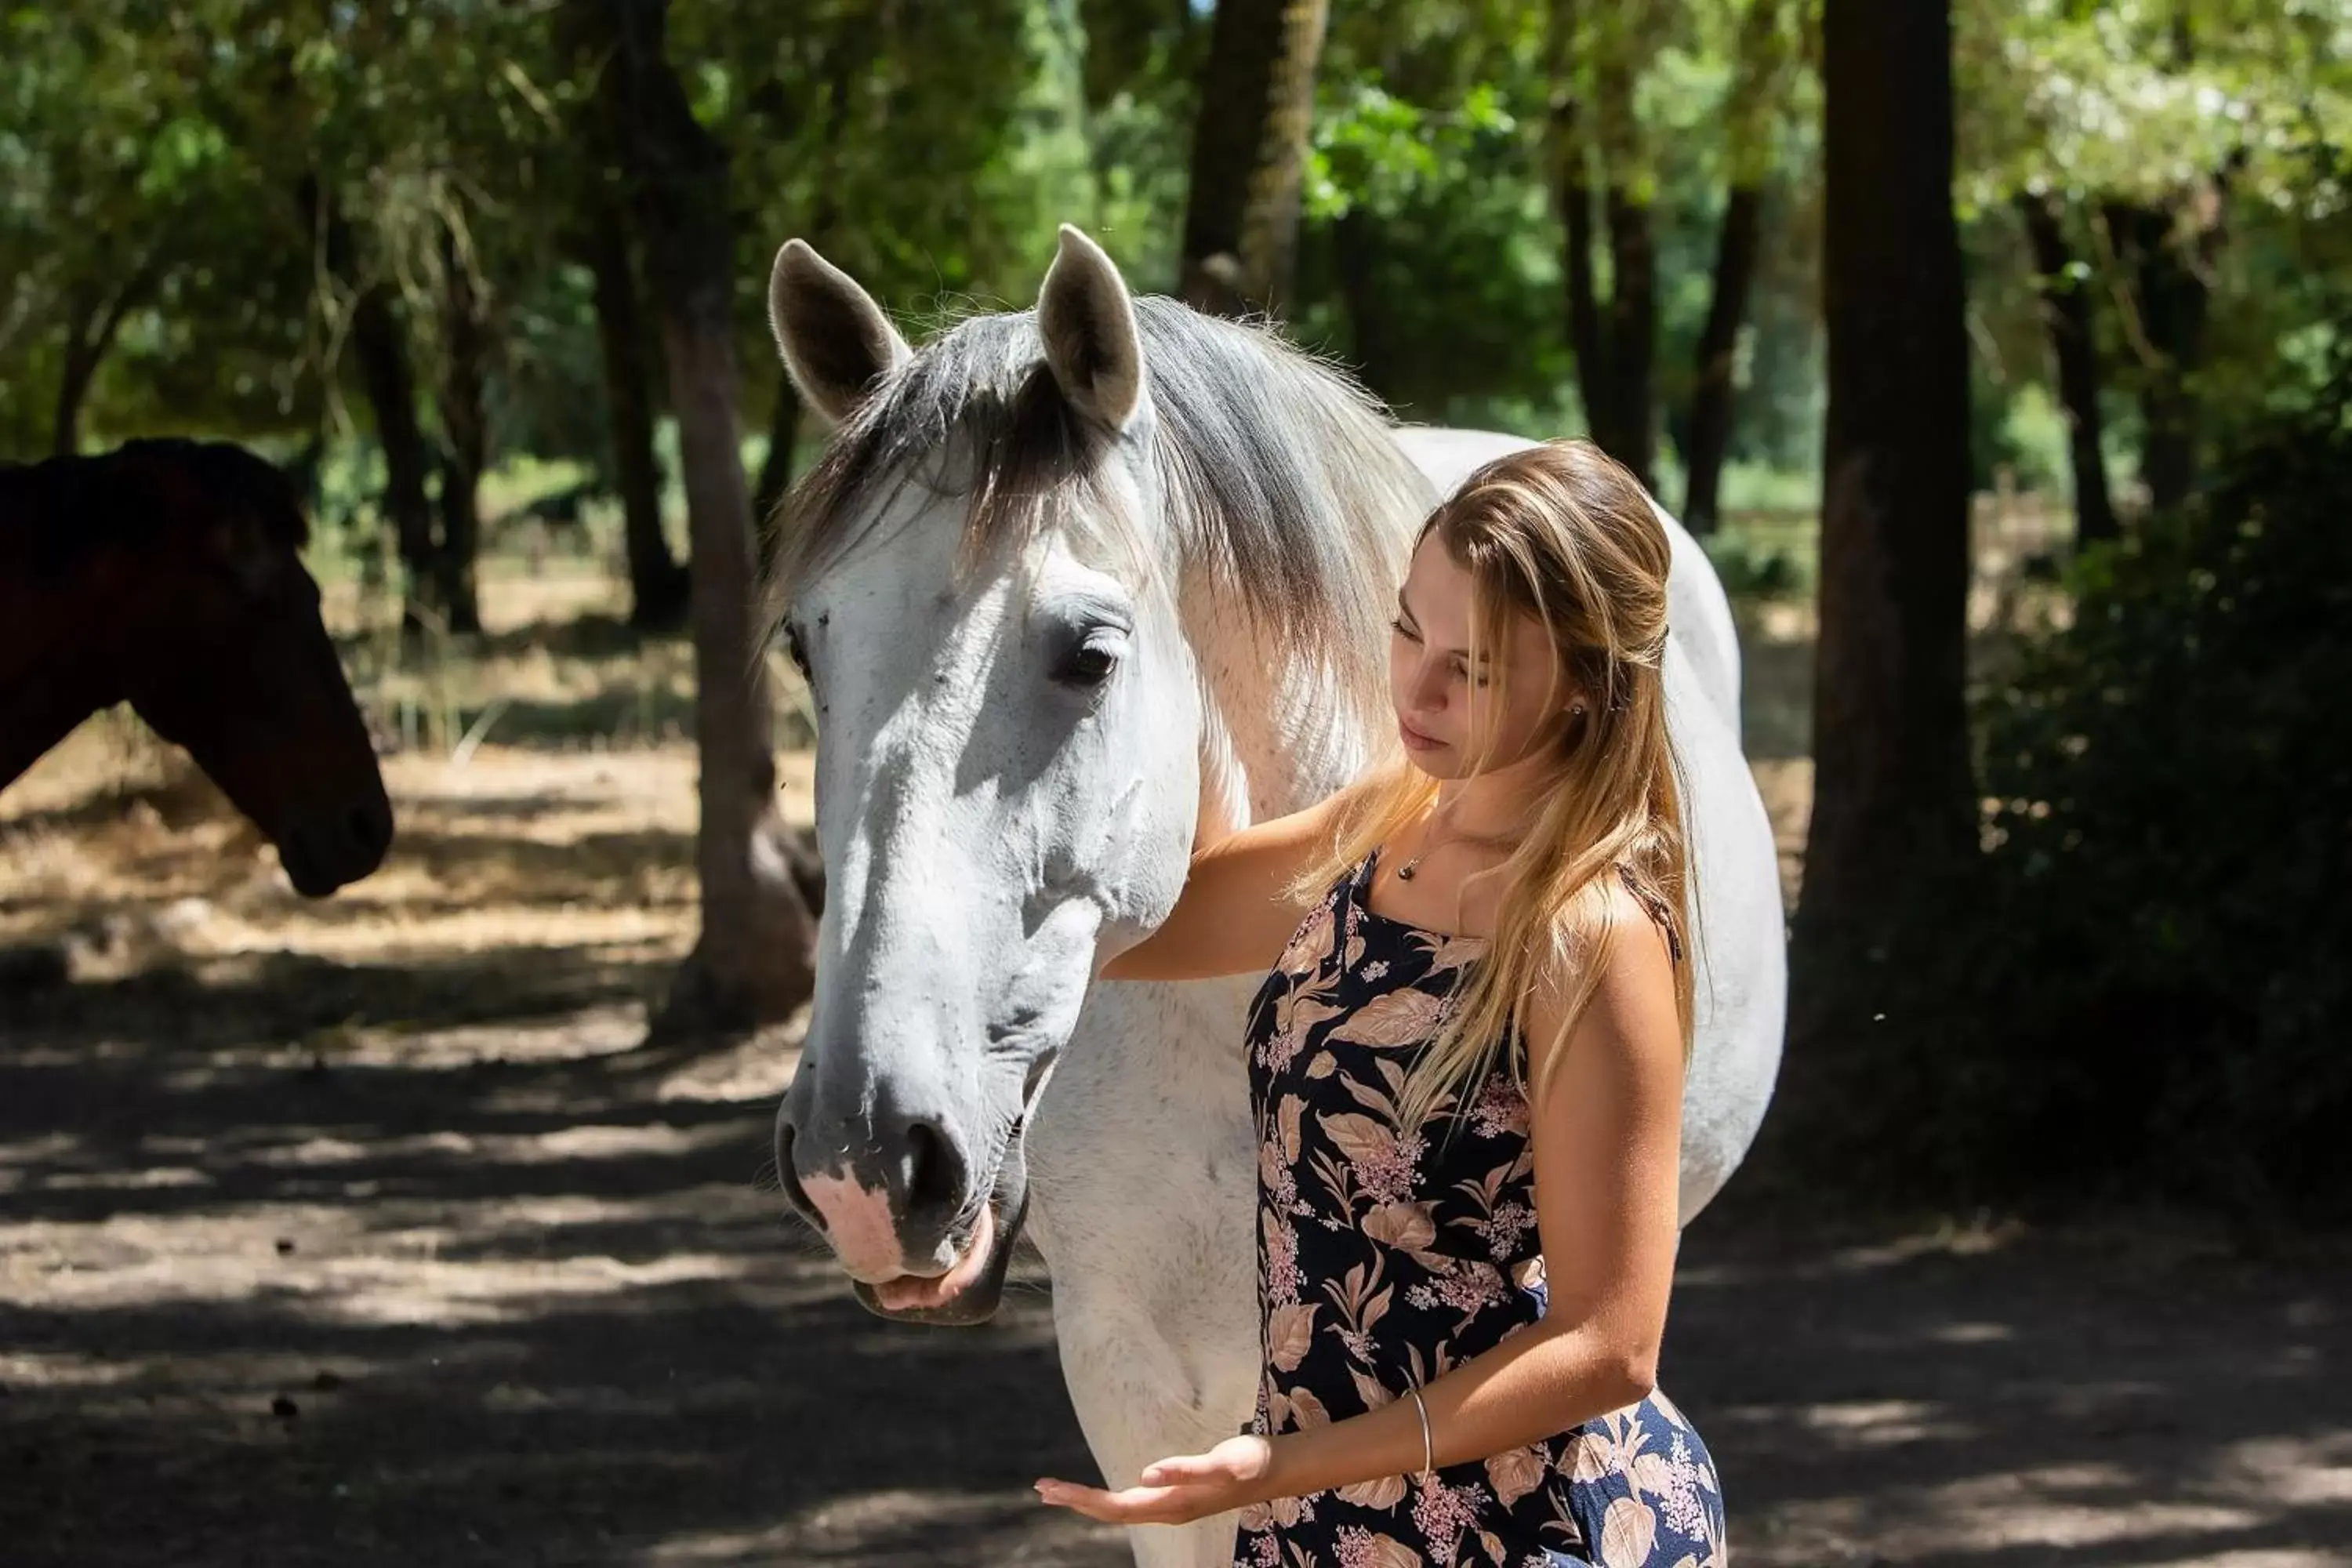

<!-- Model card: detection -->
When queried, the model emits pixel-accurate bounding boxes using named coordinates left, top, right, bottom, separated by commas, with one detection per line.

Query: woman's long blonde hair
left=1287, top=439, right=1697, bottom=1129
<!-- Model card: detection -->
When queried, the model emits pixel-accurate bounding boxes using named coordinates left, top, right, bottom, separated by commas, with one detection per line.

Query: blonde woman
left=1036, top=441, right=1726, bottom=1566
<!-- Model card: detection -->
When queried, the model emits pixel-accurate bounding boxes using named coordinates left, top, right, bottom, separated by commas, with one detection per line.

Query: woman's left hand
left=1034, top=1435, right=1278, bottom=1526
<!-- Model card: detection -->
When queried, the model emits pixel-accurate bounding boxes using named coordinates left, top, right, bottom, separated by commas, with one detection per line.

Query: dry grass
left=0, top=555, right=815, bottom=1034
left=2, top=731, right=815, bottom=986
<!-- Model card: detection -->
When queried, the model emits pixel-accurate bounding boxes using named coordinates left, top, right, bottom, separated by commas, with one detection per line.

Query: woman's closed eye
left=1392, top=616, right=1488, bottom=687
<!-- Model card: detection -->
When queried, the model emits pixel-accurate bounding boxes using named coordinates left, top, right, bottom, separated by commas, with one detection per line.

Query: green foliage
left=0, top=5, right=260, bottom=448
left=0, top=0, right=2341, bottom=528
left=1912, top=352, right=2352, bottom=1221
left=1958, top=0, right=2352, bottom=213
left=1700, top=528, right=1808, bottom=601
left=1970, top=369, right=2074, bottom=495
left=1283, top=0, right=1828, bottom=477
left=1290, top=73, right=1570, bottom=417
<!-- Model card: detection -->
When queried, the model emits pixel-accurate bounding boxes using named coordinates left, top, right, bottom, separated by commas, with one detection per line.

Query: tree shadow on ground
left=5, top=762, right=2350, bottom=1564
left=1, top=948, right=1109, bottom=1567
left=1664, top=1196, right=2352, bottom=1566
left=8, top=963, right=2349, bottom=1566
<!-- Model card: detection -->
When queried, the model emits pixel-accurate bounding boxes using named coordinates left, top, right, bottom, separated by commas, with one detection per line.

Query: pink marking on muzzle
left=799, top=1172, right=906, bottom=1282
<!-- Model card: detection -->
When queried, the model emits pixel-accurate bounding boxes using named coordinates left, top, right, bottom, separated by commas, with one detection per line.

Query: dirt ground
left=3, top=567, right=2347, bottom=1566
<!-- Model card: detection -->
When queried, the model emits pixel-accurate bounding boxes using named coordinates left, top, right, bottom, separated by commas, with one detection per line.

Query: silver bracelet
left=1406, top=1385, right=1434, bottom=1483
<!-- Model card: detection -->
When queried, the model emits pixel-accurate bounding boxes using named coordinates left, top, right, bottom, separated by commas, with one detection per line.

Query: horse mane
left=0, top=438, right=310, bottom=578
left=767, top=298, right=1436, bottom=724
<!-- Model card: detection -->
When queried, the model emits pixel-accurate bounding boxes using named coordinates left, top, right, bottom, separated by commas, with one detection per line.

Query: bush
left=1934, top=358, right=2352, bottom=1222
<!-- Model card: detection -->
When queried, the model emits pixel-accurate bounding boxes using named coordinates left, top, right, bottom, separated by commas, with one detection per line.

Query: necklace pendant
left=1396, top=860, right=1418, bottom=881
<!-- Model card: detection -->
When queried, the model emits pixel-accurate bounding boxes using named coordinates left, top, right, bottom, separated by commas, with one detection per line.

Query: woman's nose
left=1410, top=658, right=1450, bottom=713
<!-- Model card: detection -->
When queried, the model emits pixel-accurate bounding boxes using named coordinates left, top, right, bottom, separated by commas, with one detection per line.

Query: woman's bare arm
left=1097, top=793, right=1352, bottom=982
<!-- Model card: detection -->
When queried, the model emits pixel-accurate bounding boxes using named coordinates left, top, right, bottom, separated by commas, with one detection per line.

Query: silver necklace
left=1394, top=814, right=1508, bottom=881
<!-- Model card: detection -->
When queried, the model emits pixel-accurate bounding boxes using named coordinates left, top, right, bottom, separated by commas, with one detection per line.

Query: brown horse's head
left=110, top=441, right=393, bottom=896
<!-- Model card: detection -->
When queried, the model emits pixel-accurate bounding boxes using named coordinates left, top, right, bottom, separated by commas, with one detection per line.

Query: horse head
left=764, top=230, right=1234, bottom=1322
left=114, top=440, right=393, bottom=896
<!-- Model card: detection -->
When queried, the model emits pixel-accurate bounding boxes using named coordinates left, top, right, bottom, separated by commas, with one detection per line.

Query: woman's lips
left=871, top=1203, right=996, bottom=1312
left=1399, top=719, right=1446, bottom=753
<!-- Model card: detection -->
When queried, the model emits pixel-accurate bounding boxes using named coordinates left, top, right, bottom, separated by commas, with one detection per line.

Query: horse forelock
left=764, top=297, right=1432, bottom=733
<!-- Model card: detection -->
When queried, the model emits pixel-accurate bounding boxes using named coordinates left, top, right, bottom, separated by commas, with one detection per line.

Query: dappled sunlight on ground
left=637, top=1490, right=1130, bottom=1567
left=2, top=953, right=1087, bottom=1565
left=4, top=580, right=2347, bottom=1564
left=1668, top=1211, right=2352, bottom=1565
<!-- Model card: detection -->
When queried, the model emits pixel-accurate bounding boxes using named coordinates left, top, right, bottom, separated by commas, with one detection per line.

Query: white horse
left=764, top=226, right=1784, bottom=1568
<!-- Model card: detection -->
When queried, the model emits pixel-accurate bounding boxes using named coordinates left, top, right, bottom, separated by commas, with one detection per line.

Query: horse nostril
left=775, top=1124, right=825, bottom=1232
left=901, top=1119, right=967, bottom=1224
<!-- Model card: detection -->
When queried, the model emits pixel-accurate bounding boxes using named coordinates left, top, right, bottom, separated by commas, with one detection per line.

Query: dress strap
left=1617, top=863, right=1685, bottom=966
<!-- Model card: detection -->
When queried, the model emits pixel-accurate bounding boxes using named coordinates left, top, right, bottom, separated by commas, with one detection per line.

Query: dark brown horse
left=1, top=438, right=393, bottom=895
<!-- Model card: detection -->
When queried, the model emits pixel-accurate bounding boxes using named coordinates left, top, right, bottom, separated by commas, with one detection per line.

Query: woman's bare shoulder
left=1519, top=879, right=1682, bottom=1083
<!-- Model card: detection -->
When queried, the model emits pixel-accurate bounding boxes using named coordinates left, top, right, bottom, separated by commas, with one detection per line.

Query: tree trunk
left=1332, top=208, right=1399, bottom=409
left=53, top=314, right=101, bottom=459
left=1178, top=0, right=1331, bottom=317
left=1789, top=0, right=1975, bottom=1047
left=52, top=256, right=157, bottom=457
left=1547, top=0, right=1605, bottom=441
left=2102, top=201, right=2207, bottom=514
left=581, top=207, right=688, bottom=629
left=1683, top=185, right=1762, bottom=532
left=752, top=372, right=800, bottom=572
left=350, top=284, right=440, bottom=633
left=305, top=177, right=437, bottom=633
left=1558, top=126, right=1609, bottom=450
left=1234, top=0, right=1328, bottom=315
left=1682, top=0, right=1787, bottom=532
left=1545, top=0, right=1655, bottom=489
left=572, top=0, right=815, bottom=1036
left=433, top=224, right=486, bottom=635
left=742, top=28, right=858, bottom=574
left=1602, top=183, right=1657, bottom=491
left=2139, top=268, right=2204, bottom=514
left=2017, top=191, right=2117, bottom=546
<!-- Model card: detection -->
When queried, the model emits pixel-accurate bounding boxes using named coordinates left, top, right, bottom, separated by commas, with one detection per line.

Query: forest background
left=5, top=0, right=2352, bottom=1222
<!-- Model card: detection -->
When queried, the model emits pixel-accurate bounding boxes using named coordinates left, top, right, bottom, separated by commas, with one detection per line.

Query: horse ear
left=1037, top=224, right=1145, bottom=432
left=768, top=240, right=911, bottom=427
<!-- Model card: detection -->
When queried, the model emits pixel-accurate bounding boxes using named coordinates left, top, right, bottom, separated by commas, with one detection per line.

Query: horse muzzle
left=278, top=793, right=395, bottom=896
left=851, top=1179, right=1031, bottom=1326
left=776, top=1050, right=1053, bottom=1326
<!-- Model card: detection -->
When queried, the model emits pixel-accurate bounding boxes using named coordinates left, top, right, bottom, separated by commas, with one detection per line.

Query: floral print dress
left=1233, top=849, right=1726, bottom=1568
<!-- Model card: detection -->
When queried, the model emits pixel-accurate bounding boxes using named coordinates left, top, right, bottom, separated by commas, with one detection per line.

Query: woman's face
left=1388, top=532, right=1577, bottom=782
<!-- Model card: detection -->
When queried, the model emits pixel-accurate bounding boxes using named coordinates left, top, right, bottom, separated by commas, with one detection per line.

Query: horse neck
left=0, top=481, right=137, bottom=790
left=1189, top=604, right=1380, bottom=835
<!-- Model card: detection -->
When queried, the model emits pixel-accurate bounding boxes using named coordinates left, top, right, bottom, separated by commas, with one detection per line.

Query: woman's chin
left=1399, top=743, right=1460, bottom=779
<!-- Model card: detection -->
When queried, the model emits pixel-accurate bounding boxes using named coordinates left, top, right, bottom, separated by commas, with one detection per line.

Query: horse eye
left=783, top=623, right=812, bottom=680
left=1057, top=635, right=1122, bottom=688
